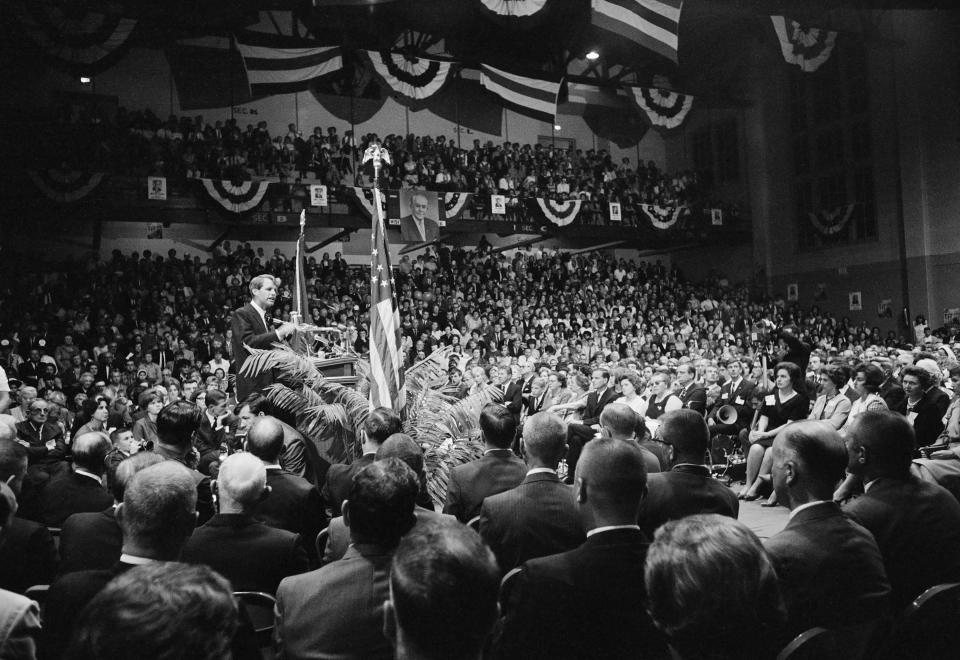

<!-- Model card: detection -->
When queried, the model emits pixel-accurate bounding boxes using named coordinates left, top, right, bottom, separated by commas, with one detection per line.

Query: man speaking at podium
left=231, top=274, right=297, bottom=402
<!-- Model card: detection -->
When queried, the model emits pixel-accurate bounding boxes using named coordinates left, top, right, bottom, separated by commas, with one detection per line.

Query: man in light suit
left=765, top=421, right=890, bottom=636
left=229, top=274, right=297, bottom=403
left=275, top=459, right=419, bottom=660
left=479, top=412, right=584, bottom=572
left=565, top=369, right=621, bottom=483
left=399, top=191, right=439, bottom=243
left=443, top=403, right=526, bottom=523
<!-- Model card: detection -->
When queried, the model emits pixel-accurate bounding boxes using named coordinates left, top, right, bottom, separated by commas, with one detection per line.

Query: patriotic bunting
left=366, top=51, right=453, bottom=102
left=535, top=198, right=582, bottom=227
left=28, top=170, right=105, bottom=203
left=630, top=86, right=693, bottom=129
left=478, top=0, right=550, bottom=17
left=200, top=179, right=271, bottom=213
left=771, top=16, right=837, bottom=73
left=346, top=186, right=389, bottom=219
left=640, top=204, right=686, bottom=229
left=809, top=204, right=855, bottom=236
left=592, top=0, right=684, bottom=63
left=16, top=1, right=137, bottom=73
left=369, top=189, right=405, bottom=412
left=443, top=192, right=472, bottom=221
left=236, top=32, right=343, bottom=94
left=480, top=64, right=560, bottom=123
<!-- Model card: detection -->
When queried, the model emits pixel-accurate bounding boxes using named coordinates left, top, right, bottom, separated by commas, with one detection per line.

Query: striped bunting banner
left=629, top=86, right=693, bottom=129
left=480, top=64, right=560, bottom=123
left=366, top=51, right=453, bottom=102
left=28, top=170, right=105, bottom=203
left=770, top=16, right=837, bottom=73
left=591, top=0, right=684, bottom=63
left=236, top=32, right=343, bottom=93
left=200, top=179, right=271, bottom=213
left=535, top=198, right=582, bottom=226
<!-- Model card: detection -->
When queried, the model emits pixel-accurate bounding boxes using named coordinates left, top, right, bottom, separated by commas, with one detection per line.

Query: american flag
left=369, top=192, right=405, bottom=412
left=591, top=0, right=684, bottom=63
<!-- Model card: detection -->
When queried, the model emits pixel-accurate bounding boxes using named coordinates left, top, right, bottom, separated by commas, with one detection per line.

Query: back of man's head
left=365, top=407, right=403, bottom=446
left=345, top=458, right=419, bottom=547
left=849, top=411, right=916, bottom=480
left=376, top=433, right=425, bottom=484
left=388, top=519, right=500, bottom=660
left=521, top=412, right=567, bottom=468
left=118, top=461, right=198, bottom=559
left=111, top=451, right=165, bottom=502
left=478, top=403, right=517, bottom=449
left=774, top=421, right=848, bottom=503
left=156, top=401, right=200, bottom=451
left=216, top=453, right=266, bottom=512
left=658, top=409, right=709, bottom=465
left=0, top=439, right=28, bottom=494
left=244, top=415, right=285, bottom=463
left=576, top=437, right=648, bottom=525
left=599, top=402, right=638, bottom=441
left=72, top=432, right=112, bottom=474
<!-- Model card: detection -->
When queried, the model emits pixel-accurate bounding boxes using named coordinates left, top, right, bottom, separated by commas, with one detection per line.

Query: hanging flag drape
left=535, top=198, right=583, bottom=226
left=16, top=1, right=137, bottom=74
left=591, top=0, right=684, bottom=63
left=200, top=179, right=271, bottom=213
left=640, top=204, right=686, bottom=229
left=630, top=86, right=693, bottom=129
left=369, top=190, right=405, bottom=412
left=771, top=16, right=837, bottom=73
left=443, top=192, right=472, bottom=221
left=809, top=204, right=855, bottom=236
left=365, top=51, right=453, bottom=103
left=28, top=170, right=105, bottom=203
left=480, top=64, right=560, bottom=123
left=346, top=187, right=388, bottom=219
left=236, top=32, right=343, bottom=94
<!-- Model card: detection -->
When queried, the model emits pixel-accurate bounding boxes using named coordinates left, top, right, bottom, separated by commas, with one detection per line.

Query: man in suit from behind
left=322, top=406, right=401, bottom=519
left=443, top=403, right=526, bottom=523
left=182, top=452, right=308, bottom=594
left=39, top=431, right=113, bottom=527
left=765, top=421, right=890, bottom=636
left=0, top=439, right=57, bottom=594
left=675, top=363, right=707, bottom=415
left=245, top=416, right=324, bottom=564
left=42, top=461, right=199, bottom=659
left=843, top=410, right=960, bottom=609
left=275, top=459, right=419, bottom=660
left=399, top=191, right=439, bottom=243
left=600, top=403, right=662, bottom=475
left=480, top=412, right=584, bottom=573
left=385, top=518, right=500, bottom=660
left=59, top=451, right=164, bottom=574
left=497, top=437, right=668, bottom=660
left=152, top=400, right=215, bottom=525
left=638, top=409, right=738, bottom=539
left=230, top=274, right=298, bottom=403
left=564, top=368, right=621, bottom=482
left=324, top=433, right=453, bottom=563
left=0, top=481, right=42, bottom=658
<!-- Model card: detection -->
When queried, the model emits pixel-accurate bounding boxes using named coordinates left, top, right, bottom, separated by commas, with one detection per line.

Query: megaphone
left=716, top=405, right=738, bottom=425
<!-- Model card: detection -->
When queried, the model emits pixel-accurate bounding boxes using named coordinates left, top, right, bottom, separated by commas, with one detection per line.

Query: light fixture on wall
left=80, top=76, right=92, bottom=84
left=585, top=50, right=600, bottom=61
left=554, top=124, right=561, bottom=131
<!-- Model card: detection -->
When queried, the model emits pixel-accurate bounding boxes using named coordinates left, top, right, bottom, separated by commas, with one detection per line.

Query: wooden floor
left=729, top=482, right=791, bottom=540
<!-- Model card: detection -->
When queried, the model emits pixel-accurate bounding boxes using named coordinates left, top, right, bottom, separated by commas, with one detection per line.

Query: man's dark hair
left=376, top=433, right=424, bottom=479
left=156, top=401, right=201, bottom=449
left=204, top=389, right=226, bottom=407
left=346, top=458, right=418, bottom=547
left=658, top=409, right=709, bottom=463
left=244, top=416, right=285, bottom=464
left=852, top=410, right=916, bottom=479
left=67, top=562, right=238, bottom=660
left=479, top=403, right=517, bottom=449
left=390, top=519, right=500, bottom=660
left=779, top=421, right=848, bottom=492
left=235, top=393, right=271, bottom=417
left=364, top=407, right=403, bottom=445
left=72, top=432, right=112, bottom=474
left=110, top=452, right=165, bottom=502
left=578, top=437, right=648, bottom=518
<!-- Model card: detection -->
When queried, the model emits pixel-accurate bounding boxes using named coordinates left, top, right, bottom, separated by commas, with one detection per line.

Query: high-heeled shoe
left=761, top=494, right=779, bottom=507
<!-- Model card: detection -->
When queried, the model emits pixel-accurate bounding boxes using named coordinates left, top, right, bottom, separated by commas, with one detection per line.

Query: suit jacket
left=275, top=543, right=394, bottom=660
left=321, top=454, right=374, bottom=520
left=497, top=528, right=668, bottom=660
left=709, top=377, right=756, bottom=429
left=479, top=471, right=584, bottom=572
left=580, top=388, right=621, bottom=427
left=0, top=516, right=58, bottom=594
left=637, top=464, right=739, bottom=538
left=522, top=392, right=553, bottom=420
left=501, top=380, right=524, bottom=423
left=181, top=513, right=308, bottom=594
left=230, top=302, right=280, bottom=402
left=844, top=475, right=960, bottom=608
left=15, top=421, right=67, bottom=467
left=58, top=507, right=121, bottom=574
left=764, top=501, right=890, bottom=635
left=398, top=213, right=438, bottom=243
left=677, top=383, right=708, bottom=415
left=323, top=505, right=452, bottom=564
left=879, top=377, right=907, bottom=415
left=255, top=467, right=324, bottom=562
left=442, top=449, right=527, bottom=523
left=909, top=387, right=951, bottom=447
left=39, top=470, right=113, bottom=528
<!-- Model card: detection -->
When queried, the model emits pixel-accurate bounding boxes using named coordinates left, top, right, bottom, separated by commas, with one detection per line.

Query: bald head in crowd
left=117, top=461, right=199, bottom=560
left=72, top=431, right=112, bottom=475
left=244, top=415, right=286, bottom=464
left=575, top=437, right=649, bottom=528
left=216, top=453, right=267, bottom=513
left=599, top=403, right=639, bottom=441
left=771, top=421, right=848, bottom=507
left=521, top=412, right=568, bottom=469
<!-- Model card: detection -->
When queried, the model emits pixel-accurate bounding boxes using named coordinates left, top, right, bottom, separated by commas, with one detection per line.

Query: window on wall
left=792, top=40, right=876, bottom=249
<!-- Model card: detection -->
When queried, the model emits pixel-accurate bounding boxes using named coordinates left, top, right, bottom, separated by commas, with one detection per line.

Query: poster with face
left=398, top=190, right=440, bottom=243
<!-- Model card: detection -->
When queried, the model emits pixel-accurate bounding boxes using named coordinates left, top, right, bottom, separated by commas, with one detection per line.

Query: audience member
left=39, top=432, right=113, bottom=527
left=901, top=365, right=950, bottom=447
left=151, top=400, right=214, bottom=523
left=564, top=369, right=621, bottom=481
left=599, top=402, right=662, bottom=473
left=0, top=482, right=41, bottom=660
left=235, top=394, right=312, bottom=482
left=16, top=397, right=68, bottom=487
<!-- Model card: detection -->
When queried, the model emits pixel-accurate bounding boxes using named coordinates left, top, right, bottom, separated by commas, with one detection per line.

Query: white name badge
left=734, top=396, right=745, bottom=405
left=765, top=395, right=776, bottom=406
left=721, top=392, right=729, bottom=399
left=907, top=412, right=919, bottom=424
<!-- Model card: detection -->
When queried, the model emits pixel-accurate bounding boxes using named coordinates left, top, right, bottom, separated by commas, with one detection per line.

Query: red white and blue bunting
left=536, top=198, right=582, bottom=227
left=16, top=1, right=137, bottom=74
left=28, top=169, right=105, bottom=203
left=809, top=204, right=855, bottom=236
left=640, top=204, right=686, bottom=229
left=443, top=192, right=472, bottom=221
left=366, top=51, right=453, bottom=102
left=478, top=0, right=551, bottom=25
left=200, top=179, right=271, bottom=213
left=346, top=186, right=388, bottom=219
left=771, top=16, right=837, bottom=73
left=629, top=86, right=693, bottom=130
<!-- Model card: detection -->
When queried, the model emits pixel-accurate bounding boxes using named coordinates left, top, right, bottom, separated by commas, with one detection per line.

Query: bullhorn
left=716, top=405, right=738, bottom=425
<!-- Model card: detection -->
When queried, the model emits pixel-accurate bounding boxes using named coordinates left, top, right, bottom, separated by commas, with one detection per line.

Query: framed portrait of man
left=399, top=190, right=440, bottom=243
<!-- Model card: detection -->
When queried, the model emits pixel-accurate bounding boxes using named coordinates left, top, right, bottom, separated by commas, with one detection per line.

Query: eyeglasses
left=30, top=408, right=49, bottom=415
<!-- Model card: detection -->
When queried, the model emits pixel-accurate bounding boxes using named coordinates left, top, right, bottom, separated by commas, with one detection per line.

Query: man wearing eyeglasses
left=14, top=401, right=68, bottom=486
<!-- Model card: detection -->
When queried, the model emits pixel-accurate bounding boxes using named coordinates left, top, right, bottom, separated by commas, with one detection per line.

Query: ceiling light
left=586, top=50, right=600, bottom=61
left=80, top=76, right=91, bottom=84
left=554, top=124, right=561, bottom=131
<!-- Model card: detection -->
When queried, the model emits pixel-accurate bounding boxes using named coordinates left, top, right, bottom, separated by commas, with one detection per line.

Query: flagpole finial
left=362, top=144, right=391, bottom=186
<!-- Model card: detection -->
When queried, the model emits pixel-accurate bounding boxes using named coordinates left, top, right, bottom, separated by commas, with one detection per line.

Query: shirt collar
left=250, top=301, right=268, bottom=319
left=864, top=478, right=880, bottom=493
left=587, top=524, right=641, bottom=537
left=526, top=467, right=557, bottom=476
left=264, top=464, right=282, bottom=470
left=788, top=499, right=832, bottom=521
left=74, top=468, right=103, bottom=485
left=119, top=553, right=159, bottom=566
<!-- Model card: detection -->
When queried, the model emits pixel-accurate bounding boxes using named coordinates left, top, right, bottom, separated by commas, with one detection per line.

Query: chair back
left=776, top=627, right=835, bottom=660
left=499, top=567, right=523, bottom=610
left=882, top=582, right=960, bottom=660
left=233, top=591, right=276, bottom=649
left=467, top=515, right=481, bottom=532
left=315, top=527, right=329, bottom=561
left=24, top=584, right=50, bottom=622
